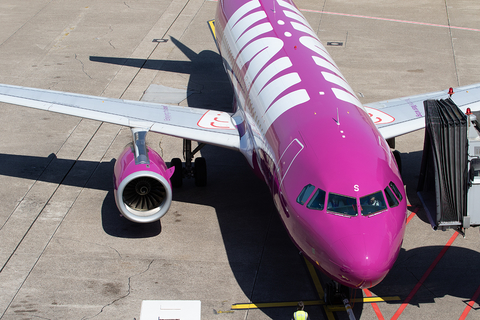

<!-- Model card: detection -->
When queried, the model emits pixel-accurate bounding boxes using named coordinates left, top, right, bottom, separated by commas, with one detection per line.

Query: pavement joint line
left=443, top=1, right=460, bottom=87
left=0, top=118, right=84, bottom=233
left=1, top=185, right=80, bottom=318
left=0, top=122, right=120, bottom=317
left=0, top=119, right=95, bottom=273
left=243, top=199, right=276, bottom=319
left=118, top=0, right=193, bottom=100
left=0, top=0, right=54, bottom=49
left=391, top=231, right=460, bottom=320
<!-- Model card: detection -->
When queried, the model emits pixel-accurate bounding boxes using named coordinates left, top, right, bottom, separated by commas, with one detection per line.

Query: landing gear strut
left=324, top=281, right=350, bottom=306
left=170, top=139, right=207, bottom=187
left=324, top=281, right=356, bottom=320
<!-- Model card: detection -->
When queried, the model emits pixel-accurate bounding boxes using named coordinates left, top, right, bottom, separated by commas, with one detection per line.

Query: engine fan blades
left=123, top=177, right=166, bottom=211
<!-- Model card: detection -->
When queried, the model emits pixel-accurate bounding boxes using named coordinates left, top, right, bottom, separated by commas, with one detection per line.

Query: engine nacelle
left=113, top=143, right=174, bottom=223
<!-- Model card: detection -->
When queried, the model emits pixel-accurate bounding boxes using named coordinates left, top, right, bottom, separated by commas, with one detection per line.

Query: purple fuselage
left=215, top=0, right=406, bottom=288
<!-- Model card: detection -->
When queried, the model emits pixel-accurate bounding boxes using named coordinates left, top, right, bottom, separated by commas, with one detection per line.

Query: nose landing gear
left=324, top=281, right=356, bottom=320
left=324, top=281, right=350, bottom=305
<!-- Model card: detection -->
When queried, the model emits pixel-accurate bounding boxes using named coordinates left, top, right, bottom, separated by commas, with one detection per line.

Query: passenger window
left=360, top=191, right=388, bottom=215
left=307, top=188, right=326, bottom=210
left=297, top=184, right=315, bottom=205
left=384, top=186, right=399, bottom=208
left=389, top=181, right=403, bottom=201
left=327, top=193, right=357, bottom=216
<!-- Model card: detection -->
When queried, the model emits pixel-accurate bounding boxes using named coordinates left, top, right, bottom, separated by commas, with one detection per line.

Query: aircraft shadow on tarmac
left=2, top=147, right=479, bottom=318
left=398, top=149, right=433, bottom=225
left=0, top=151, right=162, bottom=238
left=90, top=36, right=234, bottom=112
left=2, top=37, right=475, bottom=319
left=371, top=245, right=480, bottom=307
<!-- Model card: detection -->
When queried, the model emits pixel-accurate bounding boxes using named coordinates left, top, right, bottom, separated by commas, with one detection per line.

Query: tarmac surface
left=0, top=0, right=479, bottom=319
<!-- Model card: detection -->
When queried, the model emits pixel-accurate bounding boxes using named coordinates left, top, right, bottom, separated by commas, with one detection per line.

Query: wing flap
left=0, top=84, right=240, bottom=150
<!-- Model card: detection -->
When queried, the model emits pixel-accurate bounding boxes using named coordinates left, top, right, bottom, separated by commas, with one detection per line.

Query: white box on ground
left=140, top=300, right=201, bottom=320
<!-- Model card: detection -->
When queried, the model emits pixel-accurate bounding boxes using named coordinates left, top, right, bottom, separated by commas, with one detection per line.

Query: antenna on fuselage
left=334, top=108, right=340, bottom=125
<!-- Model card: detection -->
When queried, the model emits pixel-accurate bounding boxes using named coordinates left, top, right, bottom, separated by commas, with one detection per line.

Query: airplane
left=1, top=0, right=480, bottom=296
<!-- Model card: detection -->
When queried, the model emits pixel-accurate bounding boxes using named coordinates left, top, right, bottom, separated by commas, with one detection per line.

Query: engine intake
left=113, top=130, right=174, bottom=223
left=123, top=176, right=166, bottom=211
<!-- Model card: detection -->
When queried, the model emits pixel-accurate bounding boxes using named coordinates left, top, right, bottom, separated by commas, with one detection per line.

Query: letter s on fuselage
left=215, top=0, right=406, bottom=288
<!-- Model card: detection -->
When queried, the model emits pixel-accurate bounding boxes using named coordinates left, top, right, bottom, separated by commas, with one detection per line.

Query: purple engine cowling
left=113, top=143, right=175, bottom=223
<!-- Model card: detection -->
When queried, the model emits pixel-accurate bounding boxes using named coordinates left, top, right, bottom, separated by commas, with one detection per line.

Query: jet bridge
left=417, top=98, right=480, bottom=231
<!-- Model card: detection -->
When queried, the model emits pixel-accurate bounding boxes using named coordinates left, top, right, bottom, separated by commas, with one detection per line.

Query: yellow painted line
left=232, top=300, right=322, bottom=310
left=231, top=259, right=401, bottom=313
left=359, top=296, right=401, bottom=303
left=304, top=257, right=336, bottom=320
left=231, top=296, right=401, bottom=310
left=326, top=305, right=347, bottom=312
left=207, top=19, right=216, bottom=39
left=304, top=257, right=325, bottom=298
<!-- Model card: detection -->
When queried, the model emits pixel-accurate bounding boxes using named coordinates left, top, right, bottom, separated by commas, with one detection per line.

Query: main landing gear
left=170, top=139, right=207, bottom=187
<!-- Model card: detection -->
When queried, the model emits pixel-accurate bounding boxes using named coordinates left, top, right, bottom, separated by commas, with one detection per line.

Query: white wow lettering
left=224, top=0, right=310, bottom=133
left=278, top=0, right=366, bottom=112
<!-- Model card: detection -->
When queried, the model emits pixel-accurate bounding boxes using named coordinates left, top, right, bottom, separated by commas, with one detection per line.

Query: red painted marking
left=197, top=110, right=235, bottom=130
left=213, top=116, right=228, bottom=123
left=391, top=232, right=459, bottom=320
left=458, top=284, right=480, bottom=320
left=300, top=9, right=480, bottom=33
left=208, top=1, right=480, bottom=32
left=363, top=288, right=385, bottom=320
left=406, top=207, right=419, bottom=225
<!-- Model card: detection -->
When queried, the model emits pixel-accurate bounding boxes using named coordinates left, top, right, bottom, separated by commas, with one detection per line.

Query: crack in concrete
left=158, top=137, right=165, bottom=158
left=55, top=237, right=123, bottom=258
left=75, top=54, right=92, bottom=79
left=82, top=259, right=155, bottom=320
left=30, top=315, right=52, bottom=320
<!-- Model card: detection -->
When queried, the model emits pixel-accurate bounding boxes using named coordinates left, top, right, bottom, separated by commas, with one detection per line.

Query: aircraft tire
left=170, top=158, right=183, bottom=188
left=194, top=157, right=207, bottom=187
left=393, top=150, right=402, bottom=175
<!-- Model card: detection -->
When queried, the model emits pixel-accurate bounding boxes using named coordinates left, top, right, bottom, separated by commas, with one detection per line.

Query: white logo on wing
left=364, top=107, right=395, bottom=124
left=197, top=110, right=236, bottom=130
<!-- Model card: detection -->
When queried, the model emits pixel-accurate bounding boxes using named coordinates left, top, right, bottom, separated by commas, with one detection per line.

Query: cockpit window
left=389, top=181, right=403, bottom=201
left=360, top=191, right=388, bottom=215
left=327, top=193, right=357, bottom=216
left=297, top=184, right=315, bottom=205
left=307, top=188, right=326, bottom=210
left=384, top=186, right=399, bottom=208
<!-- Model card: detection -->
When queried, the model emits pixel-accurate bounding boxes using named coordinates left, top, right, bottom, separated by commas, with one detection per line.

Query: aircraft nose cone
left=333, top=232, right=400, bottom=288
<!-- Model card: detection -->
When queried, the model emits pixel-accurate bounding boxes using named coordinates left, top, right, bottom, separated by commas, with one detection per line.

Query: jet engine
left=113, top=129, right=174, bottom=223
